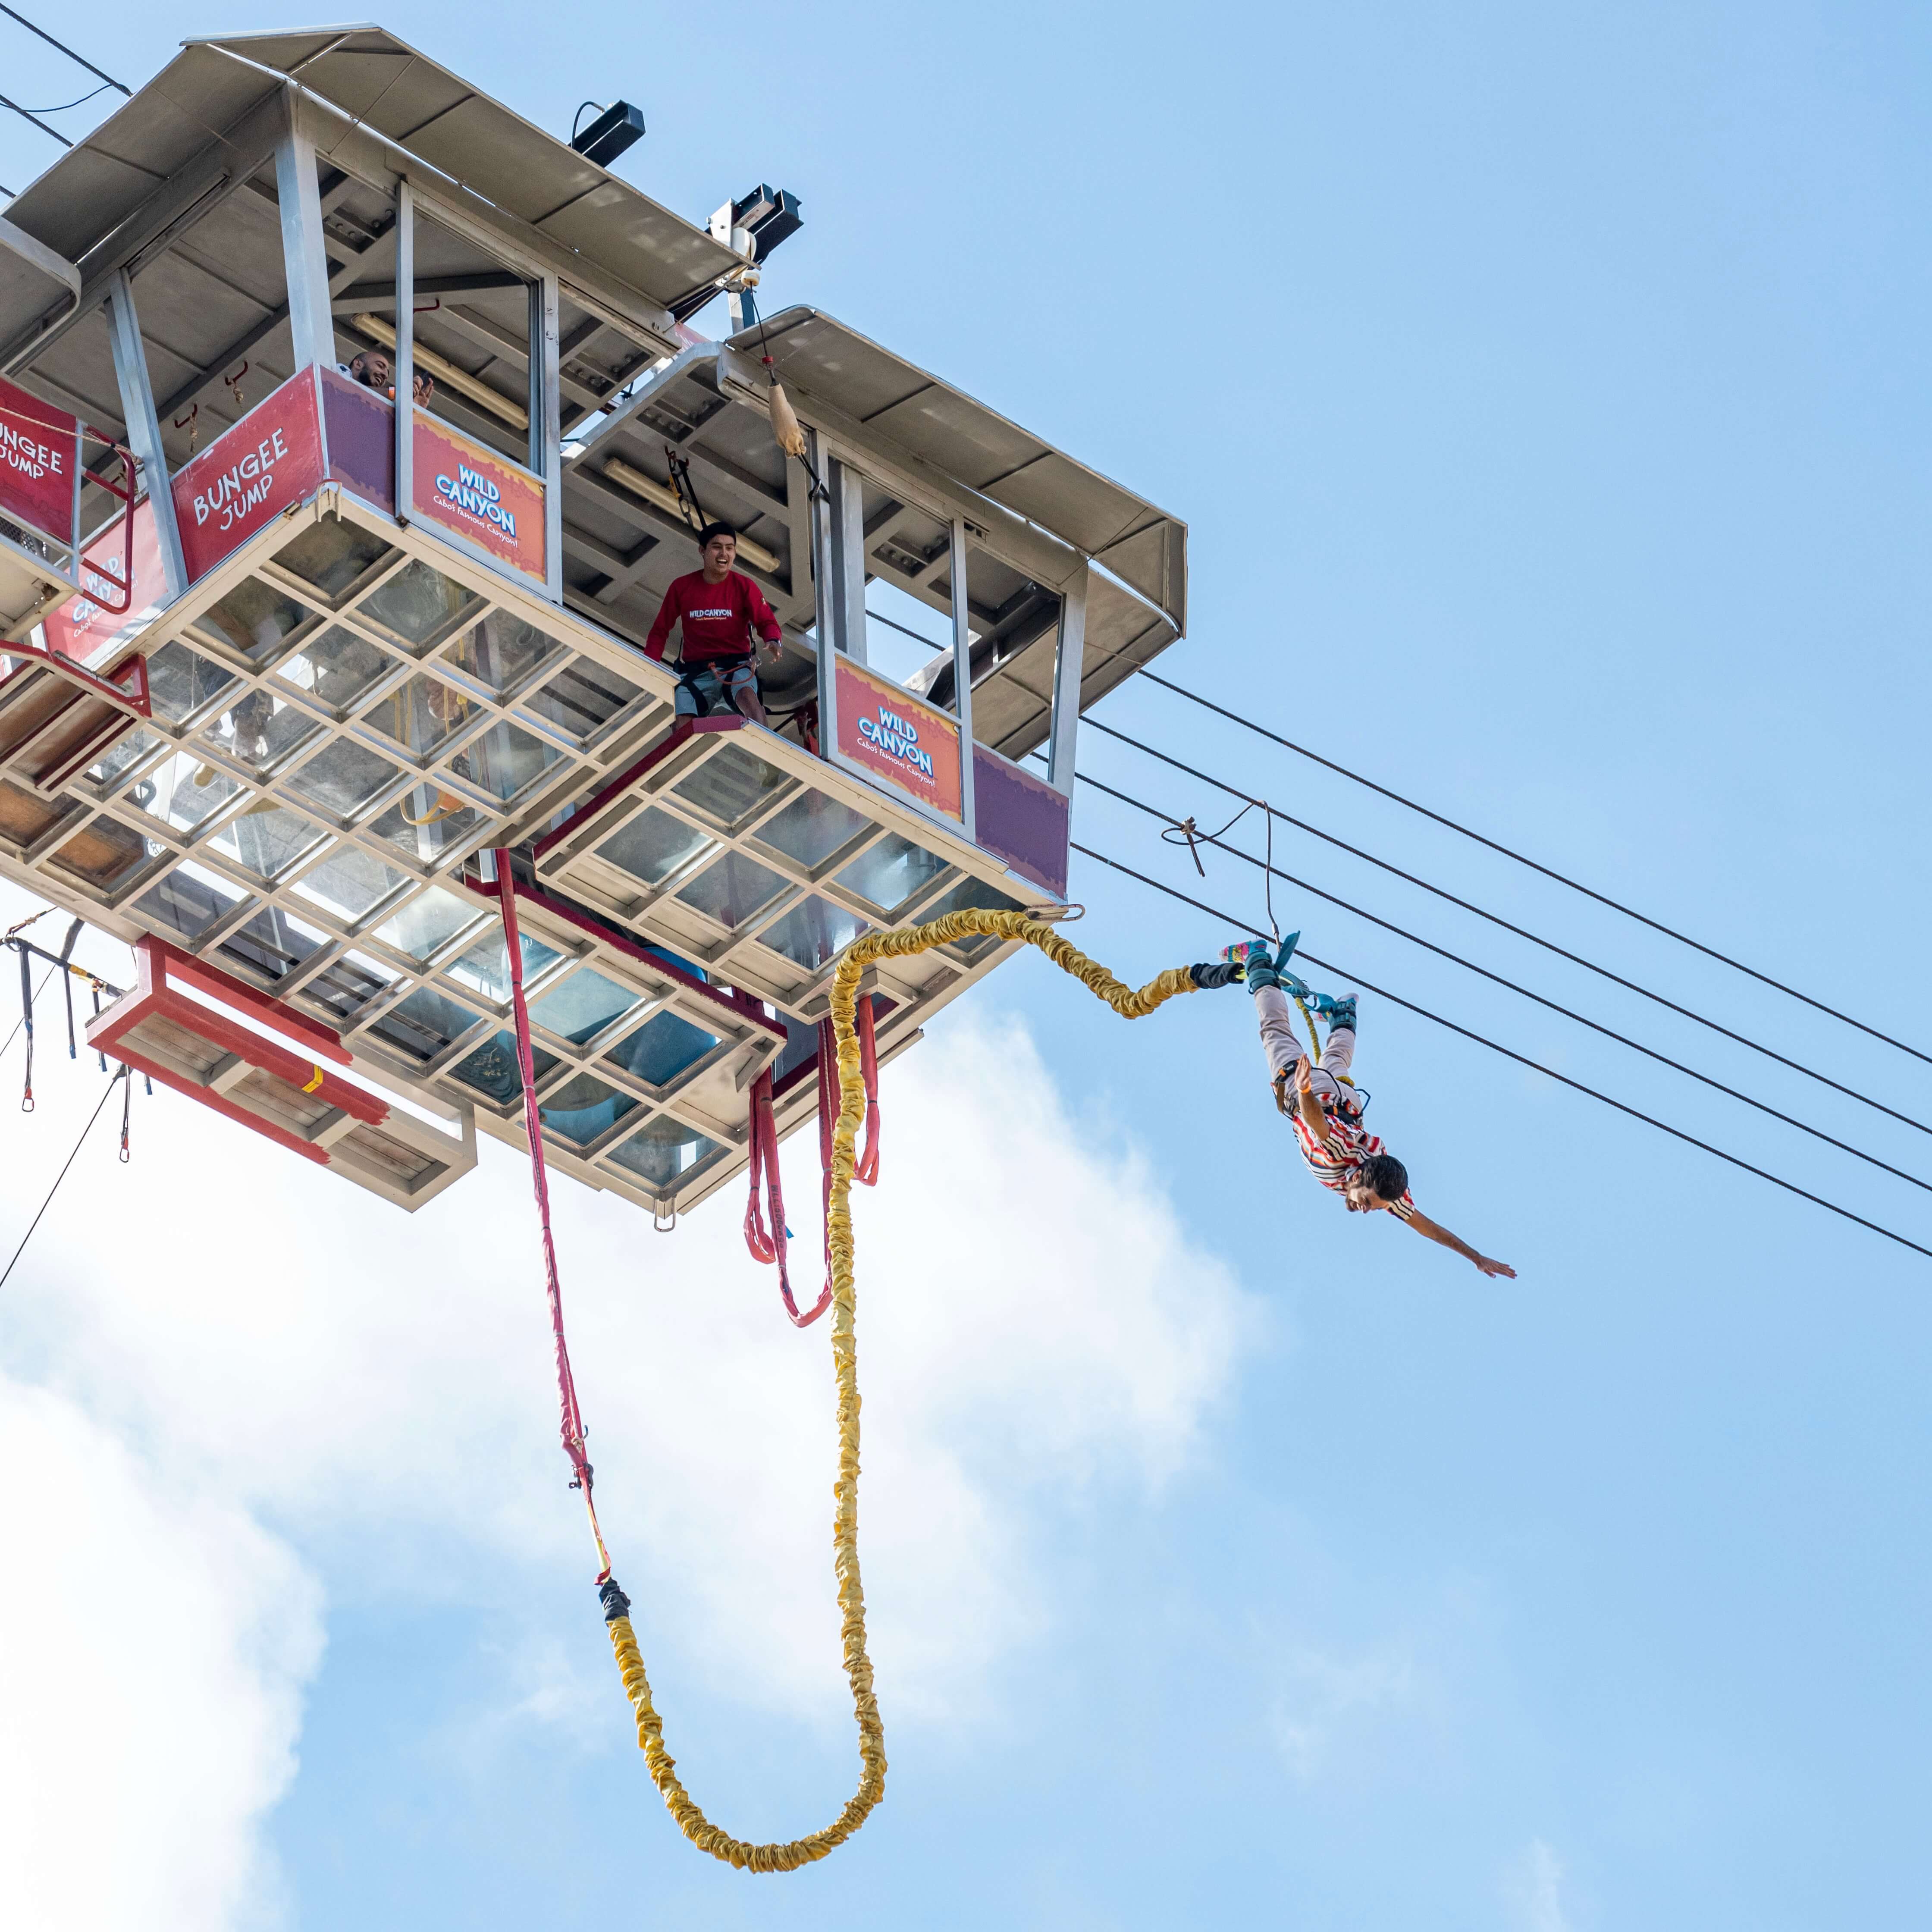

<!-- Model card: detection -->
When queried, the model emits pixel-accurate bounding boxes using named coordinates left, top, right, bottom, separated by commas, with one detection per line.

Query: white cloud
left=0, top=975, right=1257, bottom=1923
left=1268, top=1637, right=1421, bottom=1782
left=0, top=1377, right=322, bottom=1932
left=1503, top=1838, right=1574, bottom=1932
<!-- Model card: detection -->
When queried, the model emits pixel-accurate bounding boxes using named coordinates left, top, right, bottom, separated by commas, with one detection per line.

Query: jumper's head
left=1344, top=1151, right=1408, bottom=1213
left=698, top=522, right=738, bottom=577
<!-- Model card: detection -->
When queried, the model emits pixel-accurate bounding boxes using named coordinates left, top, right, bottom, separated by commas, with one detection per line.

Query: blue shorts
left=675, top=658, right=758, bottom=717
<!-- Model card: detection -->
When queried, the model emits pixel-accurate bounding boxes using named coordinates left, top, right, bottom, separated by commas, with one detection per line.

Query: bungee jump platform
left=0, top=25, right=1188, bottom=1222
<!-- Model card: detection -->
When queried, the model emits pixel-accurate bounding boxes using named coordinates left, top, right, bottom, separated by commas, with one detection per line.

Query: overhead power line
left=1066, top=838, right=1932, bottom=1264
left=0, top=6, right=129, bottom=97
left=1136, top=666, right=1932, bottom=1069
left=1082, top=715, right=1932, bottom=1142
left=0, top=89, right=72, bottom=148
left=1065, top=761, right=1932, bottom=1201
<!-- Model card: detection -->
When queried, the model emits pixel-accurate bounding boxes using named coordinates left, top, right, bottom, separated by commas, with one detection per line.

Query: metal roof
left=0, top=26, right=743, bottom=348
left=734, top=307, right=1186, bottom=633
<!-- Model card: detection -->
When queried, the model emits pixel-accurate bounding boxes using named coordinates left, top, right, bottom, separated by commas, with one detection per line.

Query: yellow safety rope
left=602, top=908, right=1200, bottom=1871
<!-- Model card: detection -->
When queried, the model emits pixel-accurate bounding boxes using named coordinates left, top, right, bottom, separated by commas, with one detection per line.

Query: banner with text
left=40, top=496, right=168, bottom=669
left=412, top=413, right=546, bottom=587
left=172, top=369, right=326, bottom=583
left=834, top=659, right=964, bottom=821
left=0, top=373, right=79, bottom=544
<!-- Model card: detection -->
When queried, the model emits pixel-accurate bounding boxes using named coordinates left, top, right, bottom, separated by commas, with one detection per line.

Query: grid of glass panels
left=0, top=503, right=668, bottom=1007
left=536, top=729, right=1016, bottom=1015
left=0, top=501, right=1039, bottom=1211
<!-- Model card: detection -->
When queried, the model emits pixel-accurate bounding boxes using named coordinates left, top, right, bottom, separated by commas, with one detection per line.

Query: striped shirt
left=1288, top=1102, right=1416, bottom=1221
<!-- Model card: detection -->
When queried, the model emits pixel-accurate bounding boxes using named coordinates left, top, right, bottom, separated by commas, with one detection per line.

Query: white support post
left=950, top=517, right=975, bottom=838
left=274, top=129, right=336, bottom=375
left=535, top=271, right=562, bottom=601
left=810, top=429, right=838, bottom=755
left=392, top=179, right=413, bottom=528
left=105, top=270, right=187, bottom=600
left=829, top=455, right=868, bottom=665
left=1046, top=564, right=1088, bottom=797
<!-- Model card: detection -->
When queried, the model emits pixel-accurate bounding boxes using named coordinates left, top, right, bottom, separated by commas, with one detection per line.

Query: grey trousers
left=1254, top=983, right=1359, bottom=1112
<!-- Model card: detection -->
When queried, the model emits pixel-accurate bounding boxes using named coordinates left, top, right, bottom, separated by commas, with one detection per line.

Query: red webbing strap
left=745, top=1064, right=829, bottom=1327
left=743, top=1067, right=778, bottom=1264
left=498, top=858, right=612, bottom=1581
left=854, top=994, right=881, bottom=1187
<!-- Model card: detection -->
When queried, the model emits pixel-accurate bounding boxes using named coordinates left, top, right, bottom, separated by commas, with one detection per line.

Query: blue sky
left=3, top=4, right=1931, bottom=1927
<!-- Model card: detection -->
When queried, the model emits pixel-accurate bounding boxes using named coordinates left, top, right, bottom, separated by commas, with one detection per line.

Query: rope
left=599, top=908, right=1199, bottom=1872
left=498, top=863, right=612, bottom=1582
left=0, top=1067, right=124, bottom=1291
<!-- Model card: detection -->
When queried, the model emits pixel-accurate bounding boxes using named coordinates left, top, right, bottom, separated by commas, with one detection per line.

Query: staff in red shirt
left=643, top=522, right=784, bottom=724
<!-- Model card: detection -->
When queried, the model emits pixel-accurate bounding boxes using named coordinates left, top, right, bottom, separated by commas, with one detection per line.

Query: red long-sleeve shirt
left=643, top=569, right=783, bottom=666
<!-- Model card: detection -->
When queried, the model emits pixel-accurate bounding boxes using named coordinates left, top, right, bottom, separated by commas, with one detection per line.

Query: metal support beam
left=106, top=270, right=187, bottom=599
left=950, top=518, right=976, bottom=837
left=393, top=180, right=413, bottom=530
left=810, top=429, right=839, bottom=753
left=535, top=273, right=562, bottom=601
left=1045, top=564, right=1088, bottom=797
left=829, top=456, right=867, bottom=666
left=274, top=130, right=337, bottom=373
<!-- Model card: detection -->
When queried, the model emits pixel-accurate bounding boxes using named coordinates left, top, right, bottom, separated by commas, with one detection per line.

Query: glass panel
left=276, top=625, right=396, bottom=716
left=538, top=1072, right=638, bottom=1147
left=669, top=741, right=789, bottom=829
left=446, top=610, right=561, bottom=694
left=130, top=752, right=240, bottom=834
left=594, top=805, right=713, bottom=888
left=207, top=800, right=328, bottom=881
left=356, top=557, right=477, bottom=647
left=529, top=968, right=640, bottom=1045
left=370, top=985, right=488, bottom=1063
left=371, top=884, right=484, bottom=961
left=216, top=905, right=325, bottom=982
left=757, top=894, right=869, bottom=972
left=285, top=739, right=406, bottom=821
left=298, top=950, right=395, bottom=1024
left=367, top=790, right=488, bottom=865
left=145, top=642, right=236, bottom=725
left=197, top=691, right=323, bottom=775
left=363, top=673, right=478, bottom=760
left=274, top=516, right=393, bottom=599
left=445, top=720, right=561, bottom=803
left=446, top=1027, right=558, bottom=1103
left=292, top=847, right=411, bottom=924
left=85, top=724, right=162, bottom=789
left=674, top=850, right=790, bottom=930
left=191, top=578, right=312, bottom=663
left=47, top=816, right=164, bottom=891
left=134, top=862, right=245, bottom=942
left=831, top=832, right=948, bottom=914
left=608, top=1116, right=722, bottom=1190
left=753, top=787, right=871, bottom=871
left=521, top=660, right=644, bottom=741
left=918, top=872, right=1023, bottom=962
left=603, top=1009, right=719, bottom=1088
left=446, top=925, right=563, bottom=1005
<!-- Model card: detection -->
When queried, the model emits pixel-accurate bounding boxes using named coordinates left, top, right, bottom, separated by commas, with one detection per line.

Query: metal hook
left=172, top=402, right=199, bottom=453
left=222, top=361, right=250, bottom=412
left=652, top=1201, right=677, bottom=1233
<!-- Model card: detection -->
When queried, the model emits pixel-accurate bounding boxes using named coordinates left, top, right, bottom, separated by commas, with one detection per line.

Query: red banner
left=834, top=659, right=964, bottom=821
left=172, top=369, right=326, bottom=583
left=0, top=372, right=78, bottom=543
left=412, top=413, right=546, bottom=585
left=40, top=496, right=167, bottom=669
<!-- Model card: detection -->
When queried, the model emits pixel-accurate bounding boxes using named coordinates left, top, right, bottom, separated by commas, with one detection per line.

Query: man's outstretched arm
left=1402, top=1208, right=1517, bottom=1278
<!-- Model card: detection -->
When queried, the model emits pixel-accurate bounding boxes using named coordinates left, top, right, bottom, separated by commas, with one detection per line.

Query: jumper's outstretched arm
left=1403, top=1208, right=1516, bottom=1278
